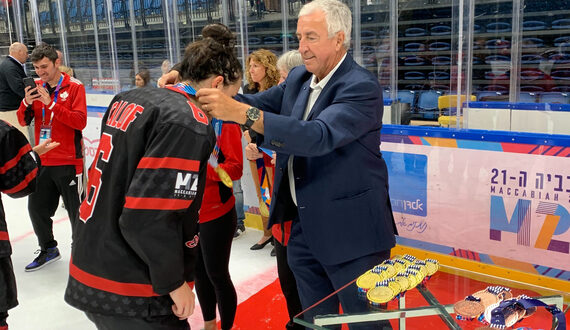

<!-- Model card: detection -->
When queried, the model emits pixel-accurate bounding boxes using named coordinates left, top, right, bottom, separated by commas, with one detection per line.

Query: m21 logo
left=490, top=196, right=570, bottom=254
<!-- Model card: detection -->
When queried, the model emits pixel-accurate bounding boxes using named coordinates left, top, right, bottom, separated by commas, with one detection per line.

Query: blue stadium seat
left=473, top=24, right=484, bottom=33
left=553, top=36, right=570, bottom=47
left=486, top=39, right=511, bottom=49
left=404, top=42, right=425, bottom=52
left=476, top=91, right=504, bottom=101
left=361, top=30, right=376, bottom=40
left=404, top=71, right=425, bottom=80
left=248, top=37, right=261, bottom=45
left=404, top=27, right=426, bottom=37
left=552, top=86, right=570, bottom=92
left=552, top=18, right=570, bottom=29
left=521, top=54, right=543, bottom=64
left=486, top=22, right=511, bottom=33
left=397, top=90, right=417, bottom=109
left=539, top=92, right=570, bottom=104
left=551, top=70, right=570, bottom=80
left=403, top=56, right=425, bottom=66
left=428, top=71, right=449, bottom=80
left=417, top=90, right=442, bottom=118
left=482, top=85, right=508, bottom=92
left=523, top=20, right=547, bottom=31
left=519, top=92, right=537, bottom=103
left=484, top=71, right=509, bottom=80
left=431, top=84, right=449, bottom=92
left=428, top=41, right=450, bottom=51
left=361, top=46, right=375, bottom=55
left=430, top=25, right=451, bottom=36
left=521, top=70, right=545, bottom=80
left=522, top=37, right=544, bottom=48
left=484, top=54, right=510, bottom=64
left=520, top=85, right=545, bottom=92
left=431, top=56, right=451, bottom=66
left=549, top=53, right=570, bottom=64
left=263, top=36, right=279, bottom=44
left=473, top=56, right=481, bottom=64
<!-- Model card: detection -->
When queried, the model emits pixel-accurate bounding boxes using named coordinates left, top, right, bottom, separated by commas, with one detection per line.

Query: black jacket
left=65, top=87, right=215, bottom=317
left=0, top=56, right=27, bottom=111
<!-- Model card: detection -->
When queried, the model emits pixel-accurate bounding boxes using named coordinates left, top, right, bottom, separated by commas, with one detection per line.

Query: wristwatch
left=244, top=106, right=260, bottom=129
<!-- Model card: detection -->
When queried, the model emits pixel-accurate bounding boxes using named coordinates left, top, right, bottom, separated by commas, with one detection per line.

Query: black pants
left=274, top=239, right=304, bottom=330
left=195, top=209, right=237, bottom=330
left=28, top=165, right=82, bottom=250
left=0, top=257, right=17, bottom=326
left=86, top=311, right=190, bottom=330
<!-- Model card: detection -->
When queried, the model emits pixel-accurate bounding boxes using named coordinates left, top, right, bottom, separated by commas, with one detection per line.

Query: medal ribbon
left=42, top=74, right=64, bottom=125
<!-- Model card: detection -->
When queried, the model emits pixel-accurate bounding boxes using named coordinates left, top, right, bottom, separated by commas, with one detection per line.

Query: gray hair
left=299, top=0, right=352, bottom=49
left=277, top=50, right=304, bottom=72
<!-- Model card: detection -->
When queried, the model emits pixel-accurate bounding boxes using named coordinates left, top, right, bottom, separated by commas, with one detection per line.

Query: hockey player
left=65, top=36, right=242, bottom=329
left=0, top=121, right=58, bottom=329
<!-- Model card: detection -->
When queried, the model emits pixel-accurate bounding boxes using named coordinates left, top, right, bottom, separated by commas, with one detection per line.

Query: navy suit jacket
left=237, top=54, right=397, bottom=265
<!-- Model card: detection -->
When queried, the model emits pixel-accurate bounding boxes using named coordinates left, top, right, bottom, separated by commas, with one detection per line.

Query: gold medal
left=381, top=262, right=397, bottom=278
left=386, top=279, right=401, bottom=295
left=356, top=272, right=383, bottom=292
left=425, top=259, right=439, bottom=276
left=394, top=259, right=407, bottom=271
left=214, top=166, right=233, bottom=188
left=394, top=275, right=409, bottom=292
left=367, top=285, right=395, bottom=304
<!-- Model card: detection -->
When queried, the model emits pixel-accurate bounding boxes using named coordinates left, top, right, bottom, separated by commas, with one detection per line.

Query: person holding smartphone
left=16, top=42, right=87, bottom=272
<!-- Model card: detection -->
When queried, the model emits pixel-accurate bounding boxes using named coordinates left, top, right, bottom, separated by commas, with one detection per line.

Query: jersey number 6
left=79, top=133, right=114, bottom=223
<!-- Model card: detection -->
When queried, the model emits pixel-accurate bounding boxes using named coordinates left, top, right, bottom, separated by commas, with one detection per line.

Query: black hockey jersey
left=0, top=120, right=40, bottom=258
left=65, top=87, right=215, bottom=317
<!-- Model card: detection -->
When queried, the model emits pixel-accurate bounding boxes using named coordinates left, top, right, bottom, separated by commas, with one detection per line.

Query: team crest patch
left=60, top=91, right=69, bottom=101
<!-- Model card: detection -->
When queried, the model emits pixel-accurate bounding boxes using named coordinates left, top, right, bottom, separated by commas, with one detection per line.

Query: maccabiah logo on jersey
left=489, top=167, right=570, bottom=255
left=174, top=172, right=199, bottom=199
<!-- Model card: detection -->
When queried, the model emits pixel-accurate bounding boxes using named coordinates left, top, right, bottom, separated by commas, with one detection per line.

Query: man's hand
left=35, top=86, right=53, bottom=105
left=196, top=88, right=248, bottom=123
left=24, top=86, right=42, bottom=105
left=169, top=282, right=195, bottom=320
left=157, top=70, right=180, bottom=87
left=32, top=138, right=60, bottom=155
left=245, top=143, right=263, bottom=161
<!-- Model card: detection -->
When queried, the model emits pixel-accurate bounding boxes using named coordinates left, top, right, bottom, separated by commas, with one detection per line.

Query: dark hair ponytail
left=201, top=23, right=236, bottom=49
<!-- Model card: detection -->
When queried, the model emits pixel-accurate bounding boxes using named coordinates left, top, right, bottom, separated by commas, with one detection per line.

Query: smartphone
left=22, top=77, right=38, bottom=95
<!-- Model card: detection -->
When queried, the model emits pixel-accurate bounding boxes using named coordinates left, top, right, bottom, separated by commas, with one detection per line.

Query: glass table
left=293, top=265, right=569, bottom=329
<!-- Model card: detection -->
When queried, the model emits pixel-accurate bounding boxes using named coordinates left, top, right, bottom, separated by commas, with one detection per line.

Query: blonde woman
left=243, top=49, right=279, bottom=251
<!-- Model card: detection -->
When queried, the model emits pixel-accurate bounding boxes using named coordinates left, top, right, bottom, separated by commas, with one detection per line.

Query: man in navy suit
left=197, top=0, right=396, bottom=327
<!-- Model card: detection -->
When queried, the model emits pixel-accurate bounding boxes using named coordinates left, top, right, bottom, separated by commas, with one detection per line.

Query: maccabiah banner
left=381, top=132, right=570, bottom=279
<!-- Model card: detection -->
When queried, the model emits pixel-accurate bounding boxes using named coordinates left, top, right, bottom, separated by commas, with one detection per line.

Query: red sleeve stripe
left=137, top=157, right=200, bottom=171
left=0, top=231, right=9, bottom=241
left=0, top=144, right=32, bottom=175
left=124, top=197, right=192, bottom=210
left=3, top=168, right=38, bottom=194
left=70, top=260, right=159, bottom=297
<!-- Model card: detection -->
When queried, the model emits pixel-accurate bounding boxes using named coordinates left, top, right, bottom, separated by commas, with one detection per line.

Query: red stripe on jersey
left=137, top=157, right=200, bottom=171
left=0, top=144, right=32, bottom=174
left=124, top=197, right=192, bottom=210
left=3, top=168, right=38, bottom=194
left=70, top=260, right=159, bottom=297
left=0, top=231, right=9, bottom=241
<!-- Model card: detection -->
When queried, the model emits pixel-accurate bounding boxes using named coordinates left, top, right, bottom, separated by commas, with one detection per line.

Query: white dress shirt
left=288, top=53, right=347, bottom=206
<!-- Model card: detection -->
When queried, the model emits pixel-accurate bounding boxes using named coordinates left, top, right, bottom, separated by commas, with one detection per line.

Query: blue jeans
left=232, top=179, right=245, bottom=226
